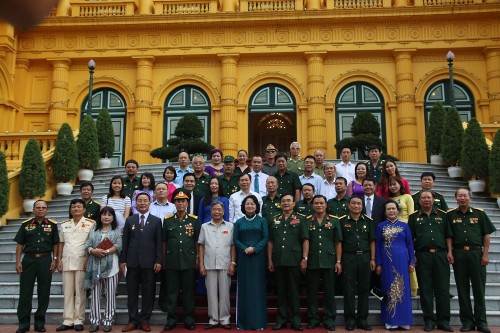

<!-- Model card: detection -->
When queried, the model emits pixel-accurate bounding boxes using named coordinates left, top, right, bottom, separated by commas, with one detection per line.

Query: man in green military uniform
left=447, top=188, right=496, bottom=333
left=339, top=196, right=375, bottom=331
left=268, top=194, right=309, bottom=331
left=218, top=155, right=240, bottom=198
left=274, top=153, right=302, bottom=202
left=122, top=159, right=140, bottom=198
left=327, top=177, right=350, bottom=217
left=192, top=155, right=211, bottom=199
left=14, top=200, right=59, bottom=333
left=412, top=172, right=449, bottom=211
left=68, top=181, right=100, bottom=221
left=262, top=176, right=281, bottom=225
left=408, top=190, right=453, bottom=332
left=162, top=188, right=201, bottom=331
left=287, top=142, right=304, bottom=176
left=306, top=195, right=342, bottom=331
left=294, top=183, right=314, bottom=217
left=364, top=145, right=384, bottom=185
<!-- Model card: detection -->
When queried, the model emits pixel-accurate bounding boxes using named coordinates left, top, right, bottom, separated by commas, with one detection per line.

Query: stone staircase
left=1, top=161, right=499, bottom=326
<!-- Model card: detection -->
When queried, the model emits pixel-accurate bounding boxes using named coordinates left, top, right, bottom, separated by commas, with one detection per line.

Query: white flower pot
left=468, top=179, right=486, bottom=193
left=78, top=169, right=94, bottom=181
left=430, top=154, right=443, bottom=165
left=56, top=182, right=74, bottom=196
left=447, top=166, right=463, bottom=178
left=98, top=158, right=111, bottom=169
left=497, top=197, right=500, bottom=209
left=23, top=199, right=36, bottom=213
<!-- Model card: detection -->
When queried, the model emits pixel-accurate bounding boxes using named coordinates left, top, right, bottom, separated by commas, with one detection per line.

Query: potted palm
left=19, top=138, right=46, bottom=213
left=489, top=129, right=500, bottom=207
left=76, top=115, right=99, bottom=181
left=0, top=151, right=8, bottom=223
left=52, top=123, right=78, bottom=195
left=426, top=102, right=446, bottom=165
left=440, top=107, right=464, bottom=178
left=461, top=118, right=489, bottom=192
left=96, top=108, right=114, bottom=169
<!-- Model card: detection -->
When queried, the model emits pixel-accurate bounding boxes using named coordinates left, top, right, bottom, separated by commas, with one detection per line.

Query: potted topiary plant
left=76, top=115, right=99, bottom=181
left=426, top=102, right=446, bottom=165
left=19, top=138, right=46, bottom=213
left=96, top=108, right=114, bottom=169
left=52, top=123, right=78, bottom=195
left=461, top=118, right=489, bottom=192
left=489, top=129, right=500, bottom=207
left=440, top=107, right=464, bottom=178
left=0, top=151, right=9, bottom=223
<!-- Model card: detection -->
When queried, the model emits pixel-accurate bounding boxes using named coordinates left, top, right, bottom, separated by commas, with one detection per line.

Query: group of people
left=13, top=143, right=496, bottom=333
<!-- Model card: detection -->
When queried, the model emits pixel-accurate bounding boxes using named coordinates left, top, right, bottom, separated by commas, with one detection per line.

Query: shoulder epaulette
left=22, top=218, right=32, bottom=224
left=437, top=208, right=447, bottom=213
left=307, top=215, right=313, bottom=220
left=412, top=190, right=421, bottom=195
left=338, top=215, right=347, bottom=219
left=296, top=212, right=306, bottom=217
left=62, top=219, right=71, bottom=223
left=93, top=200, right=101, bottom=205
left=164, top=214, right=174, bottom=219
left=328, top=214, right=339, bottom=219
left=447, top=208, right=456, bottom=213
left=409, top=210, right=419, bottom=215
left=188, top=214, right=198, bottom=219
left=85, top=218, right=95, bottom=223
left=472, top=207, right=484, bottom=212
left=363, top=214, right=373, bottom=220
left=47, top=218, right=58, bottom=224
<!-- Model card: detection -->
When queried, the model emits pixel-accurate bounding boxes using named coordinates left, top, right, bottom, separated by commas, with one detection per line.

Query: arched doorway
left=335, top=82, right=386, bottom=159
left=81, top=88, right=127, bottom=166
left=248, top=84, right=296, bottom=155
left=424, top=80, right=475, bottom=124
left=163, top=85, right=211, bottom=152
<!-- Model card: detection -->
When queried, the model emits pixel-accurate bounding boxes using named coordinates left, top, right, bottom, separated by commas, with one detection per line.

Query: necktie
left=366, top=197, right=372, bottom=217
left=140, top=214, right=145, bottom=229
left=254, top=173, right=260, bottom=193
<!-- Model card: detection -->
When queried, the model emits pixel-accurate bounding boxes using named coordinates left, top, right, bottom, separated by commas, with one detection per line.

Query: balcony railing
left=330, top=0, right=387, bottom=9
left=154, top=0, right=218, bottom=14
left=415, top=0, right=481, bottom=5
left=242, top=0, right=298, bottom=12
left=71, top=0, right=136, bottom=17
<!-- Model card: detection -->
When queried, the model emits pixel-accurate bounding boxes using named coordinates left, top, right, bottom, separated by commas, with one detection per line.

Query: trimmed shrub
left=52, top=123, right=78, bottom=183
left=426, top=102, right=446, bottom=156
left=77, top=115, right=99, bottom=171
left=461, top=118, right=489, bottom=180
left=440, top=107, right=463, bottom=167
left=0, top=151, right=8, bottom=216
left=96, top=108, right=115, bottom=159
left=489, top=129, right=500, bottom=194
left=19, top=138, right=46, bottom=199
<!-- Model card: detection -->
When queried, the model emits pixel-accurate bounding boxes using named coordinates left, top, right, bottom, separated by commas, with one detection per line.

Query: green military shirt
left=218, top=173, right=240, bottom=198
left=365, top=159, right=384, bottom=184
left=447, top=206, right=496, bottom=247
left=314, top=166, right=325, bottom=179
left=412, top=190, right=449, bottom=211
left=163, top=213, right=201, bottom=270
left=269, top=213, right=309, bottom=266
left=14, top=218, right=60, bottom=254
left=262, top=195, right=282, bottom=226
left=339, top=214, right=375, bottom=253
left=287, top=158, right=304, bottom=176
left=294, top=199, right=314, bottom=217
left=274, top=170, right=302, bottom=199
left=123, top=176, right=140, bottom=198
left=193, top=173, right=211, bottom=199
left=327, top=195, right=350, bottom=217
left=68, top=199, right=100, bottom=221
left=408, top=209, right=451, bottom=251
left=307, top=214, right=342, bottom=269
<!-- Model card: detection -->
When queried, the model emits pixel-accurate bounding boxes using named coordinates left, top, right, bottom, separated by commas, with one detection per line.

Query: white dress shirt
left=335, top=161, right=356, bottom=184
left=299, top=172, right=323, bottom=195
left=318, top=179, right=337, bottom=201
left=149, top=200, right=177, bottom=220
left=249, top=171, right=269, bottom=197
left=228, top=190, right=263, bottom=223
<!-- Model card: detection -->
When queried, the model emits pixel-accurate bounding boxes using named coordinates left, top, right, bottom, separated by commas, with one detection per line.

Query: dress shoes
left=476, top=327, right=491, bottom=333
left=292, top=325, right=303, bottom=331
left=345, top=324, right=355, bottom=331
left=424, top=324, right=435, bottom=332
left=437, top=324, right=453, bottom=332
left=387, top=328, right=399, bottom=332
left=34, top=326, right=47, bottom=333
left=358, top=324, right=372, bottom=331
left=103, top=326, right=112, bottom=333
left=56, top=325, right=74, bottom=332
left=221, top=324, right=231, bottom=330
left=204, top=324, right=218, bottom=330
left=324, top=324, right=335, bottom=331
left=460, top=325, right=474, bottom=332
left=16, top=328, right=28, bottom=333
left=162, top=323, right=176, bottom=332
left=122, top=324, right=138, bottom=332
left=140, top=323, right=151, bottom=332
left=272, top=323, right=286, bottom=330
left=184, top=323, right=195, bottom=330
left=89, top=324, right=99, bottom=333
left=307, top=322, right=319, bottom=329
left=75, top=325, right=84, bottom=332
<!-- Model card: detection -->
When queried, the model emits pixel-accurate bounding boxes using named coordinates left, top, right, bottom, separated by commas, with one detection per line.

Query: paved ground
left=2, top=325, right=498, bottom=333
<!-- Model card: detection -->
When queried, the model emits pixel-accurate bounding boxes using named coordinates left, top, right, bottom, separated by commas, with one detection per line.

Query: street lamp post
left=87, top=59, right=96, bottom=116
left=446, top=51, right=456, bottom=108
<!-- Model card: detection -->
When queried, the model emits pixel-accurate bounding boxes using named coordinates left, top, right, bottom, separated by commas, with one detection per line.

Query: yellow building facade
left=0, top=0, right=499, bottom=166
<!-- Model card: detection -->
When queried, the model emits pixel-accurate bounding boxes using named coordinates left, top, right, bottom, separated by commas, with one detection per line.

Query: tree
left=77, top=115, right=99, bottom=171
left=334, top=111, right=384, bottom=160
left=461, top=118, right=489, bottom=180
left=440, top=107, right=463, bottom=167
left=96, top=108, right=115, bottom=159
left=52, top=123, right=78, bottom=183
left=150, top=114, right=213, bottom=161
left=489, top=129, right=500, bottom=194
left=426, top=102, right=446, bottom=156
left=19, top=138, right=46, bottom=199
left=0, top=151, right=8, bottom=217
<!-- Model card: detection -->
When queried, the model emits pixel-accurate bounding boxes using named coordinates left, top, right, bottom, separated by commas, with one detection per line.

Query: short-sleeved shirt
left=68, top=199, right=100, bottom=221
left=327, top=195, right=350, bottom=218
left=218, top=173, right=240, bottom=198
left=339, top=214, right=375, bottom=253
left=193, top=173, right=211, bottom=199
left=365, top=159, right=384, bottom=184
left=262, top=162, right=278, bottom=176
left=294, top=199, right=314, bottom=217
left=447, top=206, right=496, bottom=247
left=408, top=209, right=451, bottom=251
left=298, top=173, right=322, bottom=195
left=174, top=167, right=194, bottom=187
left=123, top=176, right=140, bottom=198
left=307, top=214, right=342, bottom=269
left=14, top=218, right=59, bottom=254
left=163, top=213, right=200, bottom=270
left=261, top=195, right=282, bottom=226
left=269, top=213, right=309, bottom=266
left=287, top=158, right=304, bottom=176
left=198, top=220, right=234, bottom=270
left=274, top=170, right=302, bottom=199
left=412, top=190, right=449, bottom=211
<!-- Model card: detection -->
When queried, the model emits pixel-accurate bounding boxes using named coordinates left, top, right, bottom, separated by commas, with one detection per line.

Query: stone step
left=0, top=271, right=62, bottom=282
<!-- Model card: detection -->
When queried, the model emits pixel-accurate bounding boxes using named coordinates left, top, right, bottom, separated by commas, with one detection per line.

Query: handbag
left=96, top=237, right=113, bottom=250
